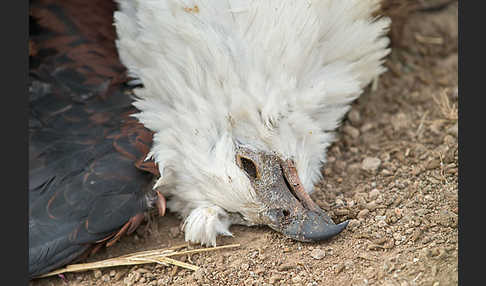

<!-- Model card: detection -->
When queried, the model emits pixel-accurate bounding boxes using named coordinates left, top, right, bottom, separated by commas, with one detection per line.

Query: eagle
left=29, top=0, right=390, bottom=278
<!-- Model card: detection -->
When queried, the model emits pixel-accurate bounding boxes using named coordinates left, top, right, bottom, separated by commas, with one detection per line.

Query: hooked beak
left=260, top=159, right=348, bottom=242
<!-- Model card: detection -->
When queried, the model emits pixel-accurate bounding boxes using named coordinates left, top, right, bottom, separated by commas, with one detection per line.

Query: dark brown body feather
left=29, top=0, right=160, bottom=278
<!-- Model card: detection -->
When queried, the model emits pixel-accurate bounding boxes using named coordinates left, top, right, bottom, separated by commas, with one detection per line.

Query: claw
left=156, top=190, right=166, bottom=216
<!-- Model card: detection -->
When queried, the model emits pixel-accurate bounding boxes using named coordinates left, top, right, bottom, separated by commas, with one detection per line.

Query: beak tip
left=338, top=220, right=349, bottom=230
left=300, top=218, right=349, bottom=242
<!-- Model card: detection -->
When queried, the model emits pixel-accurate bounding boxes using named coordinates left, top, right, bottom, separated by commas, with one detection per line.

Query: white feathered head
left=114, top=0, right=390, bottom=246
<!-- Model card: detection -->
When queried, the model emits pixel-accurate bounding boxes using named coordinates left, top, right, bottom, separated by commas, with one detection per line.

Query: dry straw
left=36, top=243, right=240, bottom=278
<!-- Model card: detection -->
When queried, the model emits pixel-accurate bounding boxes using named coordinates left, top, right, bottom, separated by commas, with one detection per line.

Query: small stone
left=426, top=159, right=441, bottom=170
left=357, top=209, right=370, bottom=219
left=334, top=208, right=349, bottom=216
left=360, top=123, right=374, bottom=133
left=394, top=208, right=403, bottom=217
left=194, top=268, right=204, bottom=281
left=102, top=275, right=110, bottom=282
left=169, top=226, right=180, bottom=237
left=347, top=163, right=361, bottom=173
left=348, top=109, right=362, bottom=126
left=335, top=198, right=345, bottom=207
left=109, top=270, right=116, bottom=277
left=443, top=134, right=456, bottom=145
left=278, top=263, right=294, bottom=271
left=310, top=248, right=326, bottom=260
left=241, top=263, right=250, bottom=270
left=391, top=113, right=409, bottom=131
left=93, top=270, right=102, bottom=279
left=347, top=219, right=361, bottom=230
left=343, top=125, right=360, bottom=139
left=292, top=276, right=302, bottom=283
left=362, top=157, right=381, bottom=171
left=447, top=122, right=458, bottom=137
left=133, top=271, right=141, bottom=282
left=366, top=201, right=378, bottom=211
left=269, top=275, right=282, bottom=284
left=335, top=263, right=345, bottom=274
left=114, top=271, right=124, bottom=281
left=369, top=189, right=380, bottom=200
left=344, top=260, right=354, bottom=269
left=124, top=277, right=134, bottom=286
left=393, top=232, right=402, bottom=241
left=377, top=220, right=388, bottom=228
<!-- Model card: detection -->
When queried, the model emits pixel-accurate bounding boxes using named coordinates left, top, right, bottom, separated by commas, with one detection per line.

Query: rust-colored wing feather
left=29, top=0, right=160, bottom=278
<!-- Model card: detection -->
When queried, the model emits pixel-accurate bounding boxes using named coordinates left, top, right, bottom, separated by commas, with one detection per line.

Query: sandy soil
left=31, top=2, right=458, bottom=286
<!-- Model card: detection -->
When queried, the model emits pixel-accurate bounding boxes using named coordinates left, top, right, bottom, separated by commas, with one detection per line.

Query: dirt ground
left=31, top=2, right=458, bottom=286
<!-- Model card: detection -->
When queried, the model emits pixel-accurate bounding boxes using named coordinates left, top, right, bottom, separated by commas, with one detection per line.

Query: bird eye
left=238, top=156, right=259, bottom=179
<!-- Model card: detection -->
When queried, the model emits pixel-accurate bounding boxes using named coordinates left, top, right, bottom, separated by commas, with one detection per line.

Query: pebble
left=426, top=159, right=441, bottom=170
left=310, top=248, right=326, bottom=260
left=348, top=109, right=362, bottom=125
left=362, top=157, right=381, bottom=171
left=194, top=268, right=204, bottom=281
left=133, top=271, right=141, bottom=282
left=292, top=276, right=302, bottom=283
left=393, top=232, right=402, bottom=241
left=447, top=122, right=458, bottom=137
left=114, top=271, right=124, bottom=281
left=357, top=209, right=370, bottom=219
left=93, top=270, right=102, bottom=279
left=366, top=201, right=378, bottom=211
left=377, top=220, right=388, bottom=228
left=169, top=226, right=180, bottom=237
left=369, top=189, right=380, bottom=200
left=335, top=198, right=345, bottom=207
left=360, top=123, right=374, bottom=133
left=123, top=277, right=134, bottom=286
left=137, top=268, right=150, bottom=274
left=269, top=274, right=282, bottom=284
left=278, top=263, right=294, bottom=271
left=334, top=208, right=349, bottom=216
left=344, top=260, right=354, bottom=269
left=343, top=125, right=360, bottom=139
left=347, top=163, right=361, bottom=173
left=394, top=208, right=403, bottom=217
left=109, top=270, right=116, bottom=277
left=443, top=134, right=456, bottom=145
left=335, top=263, right=345, bottom=274
left=348, top=219, right=361, bottom=230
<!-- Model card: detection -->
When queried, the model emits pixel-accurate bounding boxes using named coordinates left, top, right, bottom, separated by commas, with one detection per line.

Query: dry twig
left=35, top=243, right=240, bottom=278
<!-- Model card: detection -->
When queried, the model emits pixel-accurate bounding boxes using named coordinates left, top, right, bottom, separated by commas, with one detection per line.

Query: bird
left=29, top=0, right=390, bottom=278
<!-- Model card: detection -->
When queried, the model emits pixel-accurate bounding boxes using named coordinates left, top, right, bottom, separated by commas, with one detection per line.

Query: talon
left=156, top=190, right=166, bottom=216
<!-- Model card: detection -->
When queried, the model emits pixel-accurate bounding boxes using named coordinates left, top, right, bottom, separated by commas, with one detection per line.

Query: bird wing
left=29, top=0, right=159, bottom=277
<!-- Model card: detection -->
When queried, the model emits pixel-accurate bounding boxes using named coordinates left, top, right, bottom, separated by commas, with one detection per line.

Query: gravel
left=362, top=157, right=382, bottom=171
